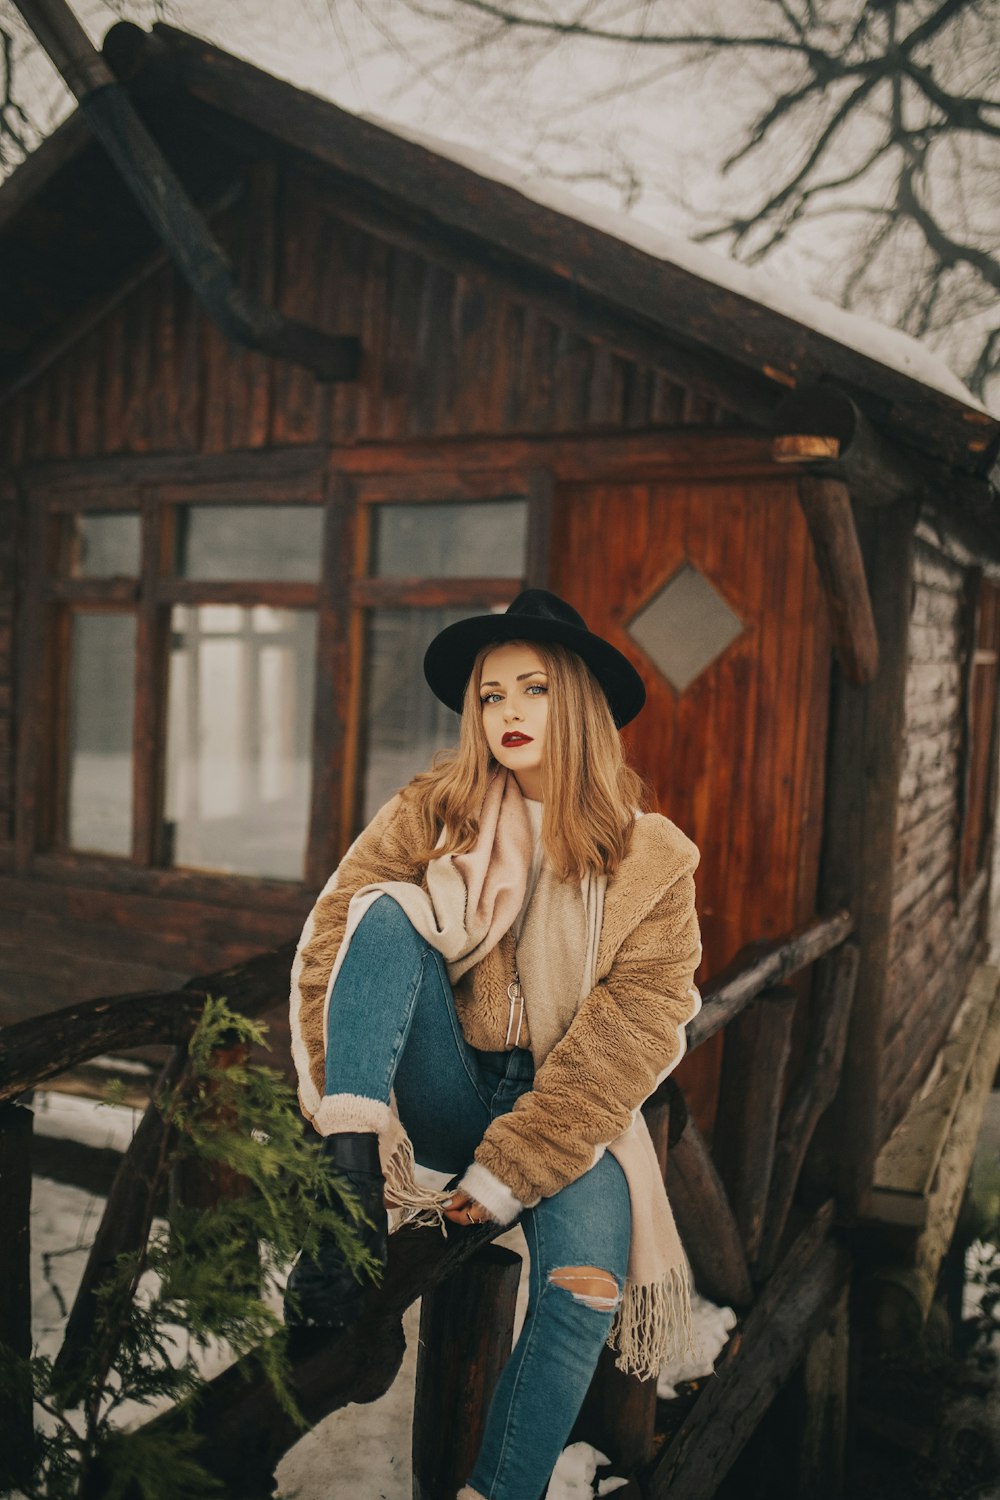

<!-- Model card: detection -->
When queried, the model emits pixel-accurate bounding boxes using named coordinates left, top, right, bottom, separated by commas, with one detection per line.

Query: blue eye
left=525, top=684, right=547, bottom=695
left=480, top=692, right=502, bottom=705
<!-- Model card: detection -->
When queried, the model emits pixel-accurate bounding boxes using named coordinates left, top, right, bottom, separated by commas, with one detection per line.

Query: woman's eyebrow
left=480, top=671, right=548, bottom=688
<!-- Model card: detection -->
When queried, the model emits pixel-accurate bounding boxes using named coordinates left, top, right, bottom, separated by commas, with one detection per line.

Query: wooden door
left=550, top=476, right=832, bottom=1128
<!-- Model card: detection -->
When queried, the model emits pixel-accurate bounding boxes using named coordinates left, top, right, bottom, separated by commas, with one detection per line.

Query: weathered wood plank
left=52, top=1048, right=188, bottom=1403
left=713, top=985, right=797, bottom=1267
left=665, top=1090, right=753, bottom=1310
left=0, top=944, right=293, bottom=1102
left=870, top=963, right=999, bottom=1226
left=796, top=477, right=878, bottom=685
left=686, top=911, right=852, bottom=1052
left=645, top=1202, right=847, bottom=1500
left=756, top=943, right=859, bottom=1277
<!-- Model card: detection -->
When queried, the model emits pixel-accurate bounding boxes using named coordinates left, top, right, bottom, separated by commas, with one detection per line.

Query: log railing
left=0, top=908, right=858, bottom=1500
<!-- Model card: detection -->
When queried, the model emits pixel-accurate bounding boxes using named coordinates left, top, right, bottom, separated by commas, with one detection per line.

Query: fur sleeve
left=289, top=793, right=424, bottom=1116
left=469, top=867, right=702, bottom=1208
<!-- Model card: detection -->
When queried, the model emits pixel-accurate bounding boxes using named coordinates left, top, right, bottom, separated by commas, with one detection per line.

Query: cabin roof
left=1, top=19, right=998, bottom=479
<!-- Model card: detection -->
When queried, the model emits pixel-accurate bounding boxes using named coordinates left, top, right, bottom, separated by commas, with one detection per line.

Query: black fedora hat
left=423, top=589, right=646, bottom=728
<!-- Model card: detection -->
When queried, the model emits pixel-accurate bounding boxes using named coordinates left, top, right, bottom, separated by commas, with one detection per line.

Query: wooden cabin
left=2, top=20, right=999, bottom=1497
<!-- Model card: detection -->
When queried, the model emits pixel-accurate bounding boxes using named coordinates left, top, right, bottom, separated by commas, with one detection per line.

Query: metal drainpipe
left=12, top=0, right=360, bottom=381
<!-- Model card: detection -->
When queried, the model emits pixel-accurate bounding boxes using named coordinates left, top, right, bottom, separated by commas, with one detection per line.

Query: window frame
left=18, top=461, right=331, bottom=903
left=957, top=572, right=1000, bottom=899
left=345, top=468, right=551, bottom=840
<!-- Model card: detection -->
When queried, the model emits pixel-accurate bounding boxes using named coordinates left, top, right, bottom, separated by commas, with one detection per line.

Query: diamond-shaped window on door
left=626, top=563, right=745, bottom=693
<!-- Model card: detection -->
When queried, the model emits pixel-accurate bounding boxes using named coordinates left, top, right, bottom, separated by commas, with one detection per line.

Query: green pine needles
left=1, top=996, right=376, bottom=1500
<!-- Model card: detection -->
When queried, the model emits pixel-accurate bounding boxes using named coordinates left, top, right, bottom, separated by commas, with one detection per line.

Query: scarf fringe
left=609, top=1263, right=695, bottom=1383
left=382, top=1130, right=452, bottom=1233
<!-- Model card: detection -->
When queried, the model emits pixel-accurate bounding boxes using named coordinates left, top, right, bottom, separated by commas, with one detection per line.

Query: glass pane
left=362, top=605, right=491, bottom=824
left=371, top=500, right=528, bottom=578
left=164, top=605, right=317, bottom=880
left=627, top=564, right=744, bottom=693
left=67, top=613, right=136, bottom=855
left=63, top=513, right=140, bottom=577
left=174, top=506, right=323, bottom=581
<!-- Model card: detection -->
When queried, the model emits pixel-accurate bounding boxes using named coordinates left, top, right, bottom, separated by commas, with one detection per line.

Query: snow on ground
left=29, top=1095, right=737, bottom=1499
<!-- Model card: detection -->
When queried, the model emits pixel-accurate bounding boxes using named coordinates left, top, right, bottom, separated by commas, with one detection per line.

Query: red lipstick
left=502, top=732, right=533, bottom=746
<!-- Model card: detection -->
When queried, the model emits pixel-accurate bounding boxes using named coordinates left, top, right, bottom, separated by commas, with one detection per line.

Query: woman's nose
left=503, top=701, right=522, bottom=721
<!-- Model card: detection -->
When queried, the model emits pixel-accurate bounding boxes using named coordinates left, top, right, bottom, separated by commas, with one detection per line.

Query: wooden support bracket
left=796, top=476, right=879, bottom=686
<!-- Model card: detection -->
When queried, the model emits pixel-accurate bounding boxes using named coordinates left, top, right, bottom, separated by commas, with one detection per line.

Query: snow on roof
left=371, top=115, right=987, bottom=416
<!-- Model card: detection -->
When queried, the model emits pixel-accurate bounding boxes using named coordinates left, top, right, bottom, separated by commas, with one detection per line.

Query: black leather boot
left=284, top=1131, right=388, bottom=1331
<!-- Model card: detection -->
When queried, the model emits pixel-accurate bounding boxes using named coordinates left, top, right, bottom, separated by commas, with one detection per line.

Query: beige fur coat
left=290, top=788, right=702, bottom=1213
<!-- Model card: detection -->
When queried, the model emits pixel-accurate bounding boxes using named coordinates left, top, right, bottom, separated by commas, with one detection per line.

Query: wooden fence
left=0, top=910, right=858, bottom=1499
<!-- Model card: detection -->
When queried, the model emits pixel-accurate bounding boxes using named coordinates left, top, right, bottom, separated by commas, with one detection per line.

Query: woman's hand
left=443, top=1189, right=494, bottom=1226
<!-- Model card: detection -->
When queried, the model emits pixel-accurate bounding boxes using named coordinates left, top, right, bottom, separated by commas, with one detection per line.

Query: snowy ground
left=26, top=1092, right=735, bottom=1500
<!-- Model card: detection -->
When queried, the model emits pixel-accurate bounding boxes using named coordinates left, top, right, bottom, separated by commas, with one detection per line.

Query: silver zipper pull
left=505, top=972, right=525, bottom=1048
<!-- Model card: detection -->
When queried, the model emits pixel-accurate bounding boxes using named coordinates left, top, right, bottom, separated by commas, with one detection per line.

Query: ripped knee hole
left=548, top=1265, right=621, bottom=1312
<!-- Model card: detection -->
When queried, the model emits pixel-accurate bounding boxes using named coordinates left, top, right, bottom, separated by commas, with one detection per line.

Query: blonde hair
left=403, top=639, right=648, bottom=879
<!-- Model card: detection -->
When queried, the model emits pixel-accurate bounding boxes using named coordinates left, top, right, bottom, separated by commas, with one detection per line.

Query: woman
left=287, top=589, right=702, bottom=1500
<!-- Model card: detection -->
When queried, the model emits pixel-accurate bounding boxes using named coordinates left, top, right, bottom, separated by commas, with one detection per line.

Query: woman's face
left=479, top=642, right=549, bottom=801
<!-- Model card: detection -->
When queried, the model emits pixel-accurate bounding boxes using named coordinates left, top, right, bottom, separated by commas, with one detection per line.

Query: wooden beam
left=684, top=909, right=852, bottom=1052
left=411, top=1244, right=521, bottom=1500
left=713, top=986, right=798, bottom=1269
left=807, top=498, right=918, bottom=1217
left=756, top=942, right=859, bottom=1278
left=796, top=477, right=879, bottom=686
left=665, top=1091, right=753, bottom=1310
left=52, top=1048, right=187, bottom=1404
left=869, top=962, right=1000, bottom=1228
left=867, top=967, right=1000, bottom=1349
left=645, top=1202, right=848, bottom=1500
left=0, top=942, right=294, bottom=1103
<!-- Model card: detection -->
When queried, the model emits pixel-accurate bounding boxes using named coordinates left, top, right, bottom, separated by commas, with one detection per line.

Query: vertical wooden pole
left=571, top=1098, right=671, bottom=1474
left=808, top=497, right=918, bottom=1215
left=0, top=1101, right=34, bottom=1490
left=713, top=985, right=798, bottom=1268
left=412, top=1242, right=521, bottom=1500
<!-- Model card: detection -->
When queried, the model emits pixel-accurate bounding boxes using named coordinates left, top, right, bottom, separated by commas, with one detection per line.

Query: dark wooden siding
left=0, top=160, right=733, bottom=469
left=879, top=539, right=984, bottom=1141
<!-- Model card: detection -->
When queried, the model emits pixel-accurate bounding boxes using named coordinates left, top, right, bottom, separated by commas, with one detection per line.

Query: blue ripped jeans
left=325, top=894, right=631, bottom=1500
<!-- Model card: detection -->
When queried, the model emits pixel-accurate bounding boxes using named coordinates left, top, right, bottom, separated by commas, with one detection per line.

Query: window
left=351, top=475, right=546, bottom=828
left=959, top=576, right=1000, bottom=894
left=32, top=480, right=324, bottom=885
left=25, top=464, right=550, bottom=891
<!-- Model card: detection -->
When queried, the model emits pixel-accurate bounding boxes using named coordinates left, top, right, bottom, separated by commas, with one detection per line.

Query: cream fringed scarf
left=311, top=770, right=694, bottom=1381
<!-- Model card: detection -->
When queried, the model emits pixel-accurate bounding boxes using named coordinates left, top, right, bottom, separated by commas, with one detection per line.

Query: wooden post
left=53, top=1048, right=187, bottom=1403
left=571, top=1097, right=670, bottom=1474
left=666, top=1105, right=753, bottom=1310
left=796, top=476, right=879, bottom=686
left=808, top=497, right=919, bottom=1216
left=646, top=1203, right=849, bottom=1500
left=0, top=1101, right=34, bottom=1491
left=713, top=985, right=798, bottom=1269
left=756, top=942, right=860, bottom=1278
left=412, top=1242, right=521, bottom=1500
